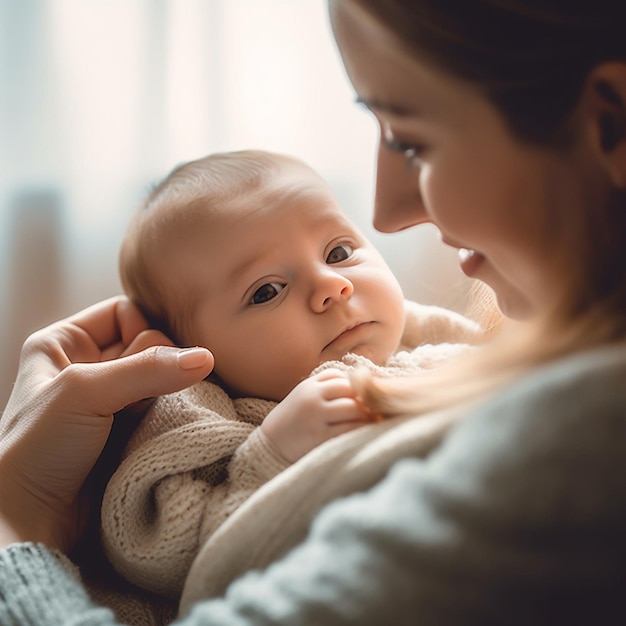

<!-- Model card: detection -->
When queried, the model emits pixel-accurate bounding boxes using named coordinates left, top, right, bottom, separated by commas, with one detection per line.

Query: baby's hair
left=119, top=150, right=320, bottom=344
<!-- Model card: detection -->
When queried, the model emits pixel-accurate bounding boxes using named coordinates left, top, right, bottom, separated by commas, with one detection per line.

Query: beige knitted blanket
left=99, top=300, right=482, bottom=619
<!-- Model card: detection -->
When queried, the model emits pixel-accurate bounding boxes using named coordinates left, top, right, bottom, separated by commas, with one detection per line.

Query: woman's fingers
left=11, top=296, right=214, bottom=420
left=65, top=296, right=145, bottom=351
left=105, top=328, right=174, bottom=361
left=56, top=345, right=214, bottom=417
left=113, top=296, right=153, bottom=346
left=44, top=296, right=166, bottom=366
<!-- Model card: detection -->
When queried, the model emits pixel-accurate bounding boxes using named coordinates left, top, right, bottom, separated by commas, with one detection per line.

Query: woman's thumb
left=65, top=345, right=214, bottom=416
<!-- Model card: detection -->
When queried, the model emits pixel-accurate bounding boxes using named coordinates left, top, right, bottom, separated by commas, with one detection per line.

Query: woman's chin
left=470, top=260, right=534, bottom=321
left=493, top=289, right=534, bottom=321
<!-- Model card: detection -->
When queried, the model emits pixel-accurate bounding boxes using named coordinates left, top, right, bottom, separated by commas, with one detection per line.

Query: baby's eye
left=326, top=244, right=354, bottom=264
left=249, top=282, right=285, bottom=305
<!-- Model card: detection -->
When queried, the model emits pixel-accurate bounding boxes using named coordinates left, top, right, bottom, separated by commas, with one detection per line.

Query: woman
left=1, top=0, right=626, bottom=623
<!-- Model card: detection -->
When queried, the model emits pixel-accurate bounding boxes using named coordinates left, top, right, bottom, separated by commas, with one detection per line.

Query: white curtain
left=0, top=0, right=472, bottom=408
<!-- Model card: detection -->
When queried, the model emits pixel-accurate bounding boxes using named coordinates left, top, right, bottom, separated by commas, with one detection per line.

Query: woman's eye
left=326, top=244, right=353, bottom=264
left=382, top=125, right=426, bottom=167
left=384, top=136, right=425, bottom=162
left=249, top=282, right=285, bottom=305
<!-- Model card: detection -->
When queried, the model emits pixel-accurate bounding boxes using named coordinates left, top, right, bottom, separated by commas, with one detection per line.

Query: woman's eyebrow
left=356, top=96, right=422, bottom=118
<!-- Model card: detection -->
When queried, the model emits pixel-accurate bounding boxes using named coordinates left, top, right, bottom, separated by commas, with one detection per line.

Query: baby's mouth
left=324, top=321, right=372, bottom=352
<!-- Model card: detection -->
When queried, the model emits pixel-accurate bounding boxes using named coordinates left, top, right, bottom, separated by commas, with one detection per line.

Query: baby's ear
left=586, top=62, right=626, bottom=188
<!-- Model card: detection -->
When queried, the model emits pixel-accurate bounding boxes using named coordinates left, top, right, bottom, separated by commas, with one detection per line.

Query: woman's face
left=330, top=1, right=596, bottom=319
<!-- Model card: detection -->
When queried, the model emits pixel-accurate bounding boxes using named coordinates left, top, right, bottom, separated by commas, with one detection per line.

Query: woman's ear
left=587, top=62, right=626, bottom=188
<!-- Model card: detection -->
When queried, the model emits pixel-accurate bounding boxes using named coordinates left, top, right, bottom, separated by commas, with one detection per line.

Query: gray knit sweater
left=2, top=344, right=626, bottom=625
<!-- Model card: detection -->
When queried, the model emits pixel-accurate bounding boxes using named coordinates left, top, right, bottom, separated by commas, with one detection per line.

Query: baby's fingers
left=313, top=367, right=348, bottom=382
left=324, top=397, right=373, bottom=425
left=315, top=371, right=358, bottom=401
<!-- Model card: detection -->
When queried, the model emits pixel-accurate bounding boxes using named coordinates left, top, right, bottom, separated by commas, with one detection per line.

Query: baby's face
left=162, top=177, right=405, bottom=400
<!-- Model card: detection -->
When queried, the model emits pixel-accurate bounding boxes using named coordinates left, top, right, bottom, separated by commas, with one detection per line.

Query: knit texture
left=0, top=543, right=112, bottom=625
left=100, top=300, right=481, bottom=613
left=180, top=396, right=468, bottom=615
left=3, top=345, right=626, bottom=625
left=101, top=387, right=283, bottom=599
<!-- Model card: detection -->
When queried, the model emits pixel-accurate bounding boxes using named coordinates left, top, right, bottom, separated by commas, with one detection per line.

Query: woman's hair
left=353, top=0, right=625, bottom=144
left=120, top=150, right=313, bottom=344
left=347, top=0, right=626, bottom=418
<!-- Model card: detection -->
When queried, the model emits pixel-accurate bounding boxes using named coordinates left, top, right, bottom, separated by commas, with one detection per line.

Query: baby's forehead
left=146, top=161, right=354, bottom=258
left=191, top=180, right=344, bottom=226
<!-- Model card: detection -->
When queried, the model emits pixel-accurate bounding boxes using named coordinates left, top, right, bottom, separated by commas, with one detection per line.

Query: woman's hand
left=0, top=296, right=214, bottom=552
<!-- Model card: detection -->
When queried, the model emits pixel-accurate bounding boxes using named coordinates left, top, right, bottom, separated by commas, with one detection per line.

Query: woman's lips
left=458, top=248, right=485, bottom=277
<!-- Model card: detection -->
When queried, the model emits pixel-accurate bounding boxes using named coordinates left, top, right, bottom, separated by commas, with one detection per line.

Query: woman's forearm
left=0, top=544, right=120, bottom=626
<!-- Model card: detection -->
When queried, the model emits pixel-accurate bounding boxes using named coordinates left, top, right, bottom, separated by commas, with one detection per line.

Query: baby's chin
left=233, top=375, right=308, bottom=403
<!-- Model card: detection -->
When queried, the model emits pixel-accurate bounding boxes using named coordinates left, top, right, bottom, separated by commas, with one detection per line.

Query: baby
left=101, top=150, right=482, bottom=600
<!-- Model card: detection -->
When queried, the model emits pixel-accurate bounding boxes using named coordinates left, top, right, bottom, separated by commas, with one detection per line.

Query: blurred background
left=0, top=0, right=474, bottom=409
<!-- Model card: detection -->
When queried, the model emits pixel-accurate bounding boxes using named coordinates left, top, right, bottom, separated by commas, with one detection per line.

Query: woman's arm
left=0, top=297, right=214, bottom=552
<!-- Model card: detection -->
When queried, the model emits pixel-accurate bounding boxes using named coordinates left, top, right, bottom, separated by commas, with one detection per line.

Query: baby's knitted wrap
left=100, top=300, right=482, bottom=604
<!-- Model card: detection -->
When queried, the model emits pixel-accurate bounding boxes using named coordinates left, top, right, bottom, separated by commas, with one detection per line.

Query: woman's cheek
left=419, top=165, right=449, bottom=226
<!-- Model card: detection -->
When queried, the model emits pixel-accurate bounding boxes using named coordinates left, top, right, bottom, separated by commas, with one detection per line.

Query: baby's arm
left=101, top=372, right=372, bottom=600
left=101, top=384, right=287, bottom=599
left=260, top=368, right=375, bottom=463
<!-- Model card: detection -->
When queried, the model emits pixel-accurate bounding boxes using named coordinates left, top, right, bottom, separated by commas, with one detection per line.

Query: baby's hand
left=261, top=368, right=376, bottom=463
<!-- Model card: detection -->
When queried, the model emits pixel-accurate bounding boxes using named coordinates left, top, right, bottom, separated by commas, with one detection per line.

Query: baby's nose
left=310, top=269, right=354, bottom=312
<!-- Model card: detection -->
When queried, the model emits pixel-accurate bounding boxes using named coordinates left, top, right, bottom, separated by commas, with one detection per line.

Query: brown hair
left=351, top=0, right=626, bottom=143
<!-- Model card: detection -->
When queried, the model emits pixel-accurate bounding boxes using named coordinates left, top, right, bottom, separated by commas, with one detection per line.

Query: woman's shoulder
left=436, top=343, right=626, bottom=514
left=466, top=343, right=626, bottom=437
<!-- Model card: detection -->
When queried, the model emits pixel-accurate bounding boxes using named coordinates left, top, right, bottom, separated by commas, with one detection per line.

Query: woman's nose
left=372, top=140, right=430, bottom=233
left=310, top=268, right=354, bottom=312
